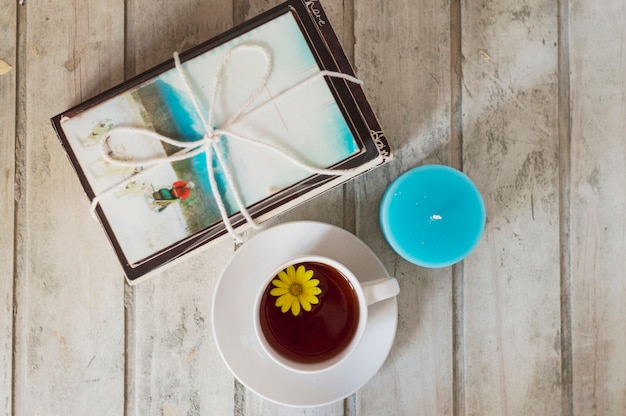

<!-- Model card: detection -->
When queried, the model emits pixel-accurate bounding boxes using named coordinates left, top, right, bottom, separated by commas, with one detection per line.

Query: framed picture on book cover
left=51, top=0, right=391, bottom=283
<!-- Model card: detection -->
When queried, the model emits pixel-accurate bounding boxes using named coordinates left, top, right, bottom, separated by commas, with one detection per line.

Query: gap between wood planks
left=449, top=0, right=465, bottom=415
left=123, top=0, right=136, bottom=414
left=557, top=0, right=573, bottom=414
left=12, top=2, right=27, bottom=415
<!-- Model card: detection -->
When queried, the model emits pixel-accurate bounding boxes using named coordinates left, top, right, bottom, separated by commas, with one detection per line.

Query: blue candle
left=379, top=164, right=486, bottom=267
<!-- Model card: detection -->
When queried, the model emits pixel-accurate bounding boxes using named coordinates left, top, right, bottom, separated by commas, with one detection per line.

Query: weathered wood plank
left=0, top=1, right=17, bottom=414
left=12, top=1, right=126, bottom=415
left=569, top=1, right=626, bottom=414
left=130, top=256, right=235, bottom=416
left=353, top=0, right=454, bottom=415
left=11, top=0, right=626, bottom=414
left=461, top=0, right=562, bottom=414
left=124, top=1, right=237, bottom=415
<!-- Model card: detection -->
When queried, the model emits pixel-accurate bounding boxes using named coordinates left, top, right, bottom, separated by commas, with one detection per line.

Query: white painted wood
left=8, top=0, right=626, bottom=414
left=12, top=1, right=126, bottom=415
left=461, top=0, right=562, bottom=414
left=124, top=2, right=237, bottom=415
left=353, top=0, right=454, bottom=415
left=131, top=255, right=235, bottom=416
left=569, top=1, right=626, bottom=414
left=0, top=1, right=17, bottom=414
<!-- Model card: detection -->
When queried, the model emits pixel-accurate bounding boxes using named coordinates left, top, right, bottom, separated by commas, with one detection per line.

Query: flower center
left=289, top=282, right=303, bottom=296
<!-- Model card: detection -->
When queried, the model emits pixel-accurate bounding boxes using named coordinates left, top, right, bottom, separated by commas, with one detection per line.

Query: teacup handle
left=361, top=277, right=400, bottom=306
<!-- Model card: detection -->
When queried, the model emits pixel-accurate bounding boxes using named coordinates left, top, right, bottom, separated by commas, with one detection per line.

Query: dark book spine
left=299, top=0, right=392, bottom=161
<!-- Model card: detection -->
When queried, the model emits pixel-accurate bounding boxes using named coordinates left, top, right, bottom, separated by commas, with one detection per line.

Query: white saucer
left=211, top=221, right=398, bottom=407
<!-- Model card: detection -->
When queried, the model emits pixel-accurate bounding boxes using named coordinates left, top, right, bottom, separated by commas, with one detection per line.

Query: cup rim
left=253, top=254, right=369, bottom=374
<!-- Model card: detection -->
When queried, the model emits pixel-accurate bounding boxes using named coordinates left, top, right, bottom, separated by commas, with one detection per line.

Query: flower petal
left=302, top=293, right=319, bottom=305
left=285, top=265, right=297, bottom=279
left=277, top=269, right=291, bottom=284
left=310, top=287, right=322, bottom=295
left=290, top=299, right=301, bottom=316
left=299, top=296, right=312, bottom=311
left=302, top=269, right=314, bottom=282
left=272, top=278, right=288, bottom=289
left=295, top=265, right=307, bottom=281
left=303, top=278, right=319, bottom=288
left=270, top=287, right=289, bottom=296
left=275, top=293, right=291, bottom=307
left=279, top=297, right=293, bottom=313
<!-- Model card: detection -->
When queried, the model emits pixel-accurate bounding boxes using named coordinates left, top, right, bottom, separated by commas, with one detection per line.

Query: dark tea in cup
left=254, top=255, right=399, bottom=373
left=259, top=261, right=359, bottom=364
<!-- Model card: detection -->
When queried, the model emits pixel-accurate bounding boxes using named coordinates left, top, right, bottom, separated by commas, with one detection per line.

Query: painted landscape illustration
left=60, top=11, right=360, bottom=265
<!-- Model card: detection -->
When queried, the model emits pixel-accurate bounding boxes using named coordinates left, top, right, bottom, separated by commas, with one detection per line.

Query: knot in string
left=202, top=131, right=220, bottom=145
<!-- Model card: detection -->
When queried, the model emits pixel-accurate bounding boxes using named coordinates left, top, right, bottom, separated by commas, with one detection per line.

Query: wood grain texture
left=130, top=255, right=235, bottom=416
left=461, top=0, right=562, bottom=414
left=569, top=1, right=626, bottom=414
left=7, top=0, right=626, bottom=414
left=12, top=1, right=126, bottom=415
left=123, top=1, right=237, bottom=415
left=353, top=0, right=454, bottom=415
left=0, top=1, right=16, bottom=415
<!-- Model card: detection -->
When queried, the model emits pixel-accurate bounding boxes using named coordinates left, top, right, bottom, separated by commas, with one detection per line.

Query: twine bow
left=91, top=43, right=363, bottom=243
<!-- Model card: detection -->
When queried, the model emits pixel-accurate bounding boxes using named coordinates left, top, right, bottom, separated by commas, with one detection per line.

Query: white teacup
left=253, top=255, right=400, bottom=373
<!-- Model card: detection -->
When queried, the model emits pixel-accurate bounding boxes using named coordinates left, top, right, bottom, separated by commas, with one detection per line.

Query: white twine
left=91, top=43, right=364, bottom=244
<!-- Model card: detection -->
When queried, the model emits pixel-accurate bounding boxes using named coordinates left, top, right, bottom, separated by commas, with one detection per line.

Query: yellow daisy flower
left=270, top=264, right=322, bottom=316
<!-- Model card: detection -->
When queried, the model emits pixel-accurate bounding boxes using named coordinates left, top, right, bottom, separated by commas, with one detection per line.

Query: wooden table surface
left=2, top=0, right=625, bottom=414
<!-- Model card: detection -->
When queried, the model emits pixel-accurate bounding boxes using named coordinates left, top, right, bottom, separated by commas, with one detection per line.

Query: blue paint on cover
left=155, top=79, right=203, bottom=142
left=155, top=79, right=236, bottom=213
left=327, top=103, right=359, bottom=155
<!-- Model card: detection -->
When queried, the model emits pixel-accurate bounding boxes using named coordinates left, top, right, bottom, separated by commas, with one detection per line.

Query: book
left=51, top=0, right=392, bottom=284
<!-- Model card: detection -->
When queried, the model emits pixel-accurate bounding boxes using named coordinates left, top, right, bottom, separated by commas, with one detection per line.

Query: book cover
left=51, top=0, right=391, bottom=283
